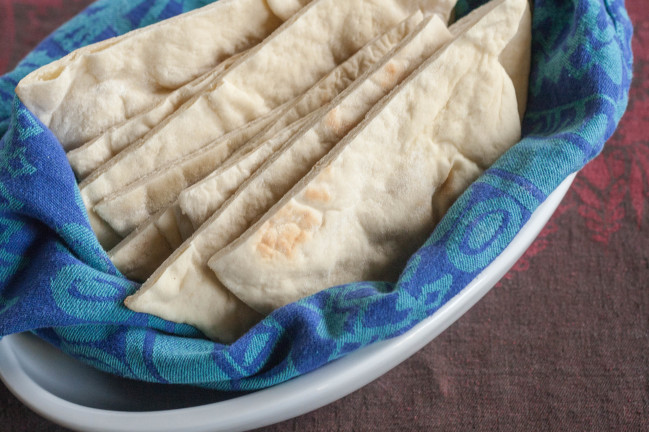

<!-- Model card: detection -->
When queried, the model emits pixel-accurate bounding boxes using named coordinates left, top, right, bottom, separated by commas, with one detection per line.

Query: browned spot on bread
left=304, top=185, right=331, bottom=203
left=257, top=226, right=278, bottom=259
left=275, top=224, right=307, bottom=257
left=325, top=106, right=357, bottom=138
left=255, top=202, right=321, bottom=259
left=380, top=60, right=405, bottom=91
left=325, top=107, right=345, bottom=136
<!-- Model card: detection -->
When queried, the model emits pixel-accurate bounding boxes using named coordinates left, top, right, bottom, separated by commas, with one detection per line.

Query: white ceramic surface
left=0, top=173, right=576, bottom=432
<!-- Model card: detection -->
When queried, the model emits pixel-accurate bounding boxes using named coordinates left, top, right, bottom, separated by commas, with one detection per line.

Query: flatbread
left=124, top=14, right=453, bottom=341
left=96, top=13, right=424, bottom=238
left=94, top=107, right=281, bottom=237
left=67, top=51, right=245, bottom=180
left=16, top=0, right=310, bottom=150
left=110, top=207, right=183, bottom=282
left=178, top=112, right=317, bottom=231
left=80, top=0, right=454, bottom=249
left=80, top=0, right=457, bottom=249
left=209, top=0, right=528, bottom=314
left=109, top=113, right=314, bottom=281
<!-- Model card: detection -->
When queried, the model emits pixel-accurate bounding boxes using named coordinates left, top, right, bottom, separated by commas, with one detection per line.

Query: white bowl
left=0, top=173, right=576, bottom=432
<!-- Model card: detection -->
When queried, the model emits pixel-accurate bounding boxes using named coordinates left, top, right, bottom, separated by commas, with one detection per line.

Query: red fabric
left=1, top=1, right=647, bottom=431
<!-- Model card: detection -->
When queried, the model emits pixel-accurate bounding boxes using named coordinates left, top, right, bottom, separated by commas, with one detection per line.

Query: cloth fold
left=0, top=0, right=633, bottom=391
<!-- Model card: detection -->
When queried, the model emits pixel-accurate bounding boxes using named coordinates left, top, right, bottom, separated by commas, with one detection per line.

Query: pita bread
left=109, top=114, right=313, bottom=281
left=209, top=0, right=528, bottom=314
left=177, top=112, right=316, bottom=231
left=110, top=207, right=183, bottom=282
left=79, top=0, right=458, bottom=249
left=124, top=14, right=453, bottom=341
left=16, top=0, right=310, bottom=150
left=95, top=13, right=424, bottom=238
left=67, top=51, right=245, bottom=180
left=110, top=210, right=174, bottom=282
left=94, top=108, right=281, bottom=238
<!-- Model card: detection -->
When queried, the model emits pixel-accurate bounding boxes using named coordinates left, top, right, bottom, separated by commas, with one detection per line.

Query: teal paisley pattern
left=0, top=0, right=633, bottom=391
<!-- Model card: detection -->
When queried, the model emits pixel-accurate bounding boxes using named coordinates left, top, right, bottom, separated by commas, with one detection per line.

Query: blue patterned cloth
left=0, top=0, right=633, bottom=391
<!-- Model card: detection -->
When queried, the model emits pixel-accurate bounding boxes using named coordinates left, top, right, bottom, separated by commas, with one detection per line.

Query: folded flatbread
left=95, top=107, right=281, bottom=238
left=109, top=113, right=314, bottom=281
left=67, top=51, right=245, bottom=180
left=80, top=0, right=457, bottom=249
left=16, top=0, right=311, bottom=150
left=95, top=13, right=424, bottom=239
left=209, top=0, right=529, bottom=314
left=124, top=14, right=454, bottom=341
left=178, top=112, right=315, bottom=231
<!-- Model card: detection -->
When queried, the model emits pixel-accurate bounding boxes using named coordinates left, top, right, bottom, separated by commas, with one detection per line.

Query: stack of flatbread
left=16, top=0, right=531, bottom=343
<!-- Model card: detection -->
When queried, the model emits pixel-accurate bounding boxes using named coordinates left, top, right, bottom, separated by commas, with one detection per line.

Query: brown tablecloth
left=1, top=1, right=647, bottom=431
